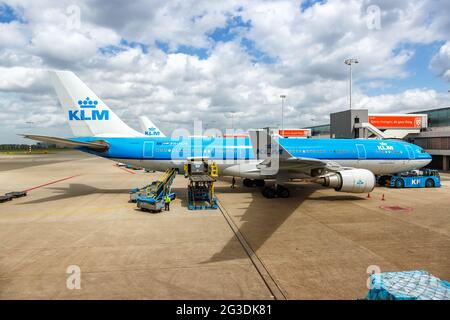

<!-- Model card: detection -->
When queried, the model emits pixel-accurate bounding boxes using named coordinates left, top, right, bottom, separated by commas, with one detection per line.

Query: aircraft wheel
left=262, top=187, right=276, bottom=199
left=378, top=176, right=388, bottom=186
left=277, top=185, right=290, bottom=198
left=254, top=179, right=266, bottom=187
left=425, top=178, right=435, bottom=188
left=243, top=178, right=255, bottom=187
left=395, top=178, right=404, bottom=188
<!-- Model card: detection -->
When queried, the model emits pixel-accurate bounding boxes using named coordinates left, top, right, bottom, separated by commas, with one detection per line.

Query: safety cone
left=367, top=193, right=371, bottom=198
left=381, top=193, right=385, bottom=201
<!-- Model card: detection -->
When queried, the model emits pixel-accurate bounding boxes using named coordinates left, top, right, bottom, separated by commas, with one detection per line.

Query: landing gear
left=243, top=178, right=254, bottom=187
left=262, top=186, right=277, bottom=198
left=277, top=185, right=290, bottom=198
left=261, top=185, right=290, bottom=199
left=377, top=175, right=389, bottom=187
left=243, top=179, right=266, bottom=188
left=254, top=179, right=266, bottom=187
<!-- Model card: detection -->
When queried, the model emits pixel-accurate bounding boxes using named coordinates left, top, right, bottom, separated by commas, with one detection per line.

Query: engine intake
left=320, top=169, right=375, bottom=193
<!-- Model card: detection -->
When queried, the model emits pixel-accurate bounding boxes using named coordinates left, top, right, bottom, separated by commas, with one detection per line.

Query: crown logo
left=78, top=97, right=98, bottom=109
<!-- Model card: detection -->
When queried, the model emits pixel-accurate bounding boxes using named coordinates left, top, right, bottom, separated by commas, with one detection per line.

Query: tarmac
left=0, top=151, right=449, bottom=299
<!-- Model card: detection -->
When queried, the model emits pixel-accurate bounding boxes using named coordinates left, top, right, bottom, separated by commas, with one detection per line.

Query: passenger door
left=405, top=145, right=415, bottom=159
left=356, top=144, right=366, bottom=160
left=143, top=141, right=154, bottom=158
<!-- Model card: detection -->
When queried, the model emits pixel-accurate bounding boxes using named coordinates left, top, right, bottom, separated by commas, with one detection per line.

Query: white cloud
left=359, top=89, right=445, bottom=114
left=430, top=41, right=450, bottom=81
left=0, top=67, right=48, bottom=92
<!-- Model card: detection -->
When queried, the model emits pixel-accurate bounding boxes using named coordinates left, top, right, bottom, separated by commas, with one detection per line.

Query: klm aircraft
left=24, top=71, right=432, bottom=198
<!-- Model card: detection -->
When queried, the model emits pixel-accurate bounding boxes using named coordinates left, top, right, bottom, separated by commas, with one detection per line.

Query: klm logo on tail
left=69, top=97, right=109, bottom=121
left=145, top=127, right=160, bottom=136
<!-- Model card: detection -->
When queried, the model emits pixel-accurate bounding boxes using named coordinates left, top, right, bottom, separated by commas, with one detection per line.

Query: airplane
left=139, top=116, right=166, bottom=137
left=23, top=71, right=432, bottom=198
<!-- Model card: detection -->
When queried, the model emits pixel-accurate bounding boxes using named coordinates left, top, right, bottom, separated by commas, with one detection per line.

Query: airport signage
left=223, top=134, right=249, bottom=138
left=369, top=115, right=423, bottom=129
left=278, top=129, right=311, bottom=137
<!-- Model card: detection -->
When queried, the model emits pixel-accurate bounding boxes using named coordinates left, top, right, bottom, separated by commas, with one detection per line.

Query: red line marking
left=23, top=175, right=80, bottom=192
left=115, top=165, right=136, bottom=174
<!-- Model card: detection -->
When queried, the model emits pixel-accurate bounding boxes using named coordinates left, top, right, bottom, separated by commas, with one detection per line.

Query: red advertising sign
left=369, top=115, right=422, bottom=129
left=278, top=129, right=311, bottom=137
left=223, top=134, right=249, bottom=138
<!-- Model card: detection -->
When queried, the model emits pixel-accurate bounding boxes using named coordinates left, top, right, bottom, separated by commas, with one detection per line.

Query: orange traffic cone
left=367, top=193, right=371, bottom=198
left=381, top=193, right=385, bottom=201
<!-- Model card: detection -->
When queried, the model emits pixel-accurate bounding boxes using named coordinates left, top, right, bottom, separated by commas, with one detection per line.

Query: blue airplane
left=24, top=71, right=432, bottom=198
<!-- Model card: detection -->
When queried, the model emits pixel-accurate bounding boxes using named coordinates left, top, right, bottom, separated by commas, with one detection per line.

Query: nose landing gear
left=261, top=185, right=290, bottom=199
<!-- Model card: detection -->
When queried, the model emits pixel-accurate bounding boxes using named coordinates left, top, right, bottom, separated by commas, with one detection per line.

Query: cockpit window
left=420, top=149, right=426, bottom=153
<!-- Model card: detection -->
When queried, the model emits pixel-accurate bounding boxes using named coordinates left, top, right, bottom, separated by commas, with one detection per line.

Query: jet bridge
left=354, top=122, right=388, bottom=139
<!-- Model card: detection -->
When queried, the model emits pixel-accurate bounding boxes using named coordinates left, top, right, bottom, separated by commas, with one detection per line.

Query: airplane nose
left=422, top=152, right=432, bottom=166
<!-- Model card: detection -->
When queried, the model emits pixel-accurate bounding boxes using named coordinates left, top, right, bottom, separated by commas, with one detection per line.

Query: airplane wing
left=21, top=134, right=109, bottom=152
left=248, top=129, right=344, bottom=175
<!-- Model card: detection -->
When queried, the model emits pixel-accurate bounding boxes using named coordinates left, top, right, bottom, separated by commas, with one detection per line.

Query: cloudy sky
left=0, top=0, right=450, bottom=143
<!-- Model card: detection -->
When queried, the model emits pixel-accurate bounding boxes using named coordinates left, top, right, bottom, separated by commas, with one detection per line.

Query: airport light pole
left=205, top=120, right=216, bottom=135
left=344, top=58, right=358, bottom=110
left=25, top=122, right=35, bottom=153
left=280, top=94, right=286, bottom=133
left=229, top=111, right=239, bottom=131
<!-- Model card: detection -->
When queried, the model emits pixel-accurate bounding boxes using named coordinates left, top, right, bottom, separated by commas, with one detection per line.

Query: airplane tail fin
left=139, top=116, right=166, bottom=137
left=50, top=70, right=143, bottom=137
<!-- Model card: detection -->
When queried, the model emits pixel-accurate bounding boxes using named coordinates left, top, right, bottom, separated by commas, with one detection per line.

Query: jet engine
left=319, top=169, right=375, bottom=193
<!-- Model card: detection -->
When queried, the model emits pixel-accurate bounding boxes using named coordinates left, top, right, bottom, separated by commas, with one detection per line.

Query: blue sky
left=0, top=2, right=20, bottom=23
left=102, top=14, right=276, bottom=64
left=362, top=41, right=449, bottom=96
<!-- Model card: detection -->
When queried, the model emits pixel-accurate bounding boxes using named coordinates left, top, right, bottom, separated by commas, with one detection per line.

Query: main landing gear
left=243, top=178, right=265, bottom=188
left=242, top=178, right=290, bottom=198
left=261, top=185, right=290, bottom=199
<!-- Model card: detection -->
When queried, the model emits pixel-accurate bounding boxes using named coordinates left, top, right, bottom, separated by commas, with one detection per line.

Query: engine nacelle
left=320, top=169, right=375, bottom=193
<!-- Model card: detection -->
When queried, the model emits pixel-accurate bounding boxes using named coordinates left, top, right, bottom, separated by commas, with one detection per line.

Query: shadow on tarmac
left=17, top=177, right=365, bottom=265
left=205, top=180, right=317, bottom=263
left=18, top=183, right=130, bottom=205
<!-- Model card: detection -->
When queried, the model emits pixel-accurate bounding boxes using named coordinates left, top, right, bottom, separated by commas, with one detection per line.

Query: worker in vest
left=164, top=194, right=171, bottom=211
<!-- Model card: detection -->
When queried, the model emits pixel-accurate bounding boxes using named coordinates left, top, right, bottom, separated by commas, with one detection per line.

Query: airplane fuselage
left=74, top=136, right=432, bottom=178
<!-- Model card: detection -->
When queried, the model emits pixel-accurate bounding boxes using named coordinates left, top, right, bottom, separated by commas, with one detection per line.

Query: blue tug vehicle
left=378, top=169, right=441, bottom=188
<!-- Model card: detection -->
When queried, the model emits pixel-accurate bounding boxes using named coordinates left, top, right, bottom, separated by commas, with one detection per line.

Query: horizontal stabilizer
left=21, top=134, right=109, bottom=152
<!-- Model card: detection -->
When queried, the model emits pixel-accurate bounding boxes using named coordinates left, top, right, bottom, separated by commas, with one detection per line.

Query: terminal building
left=305, top=107, right=450, bottom=171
